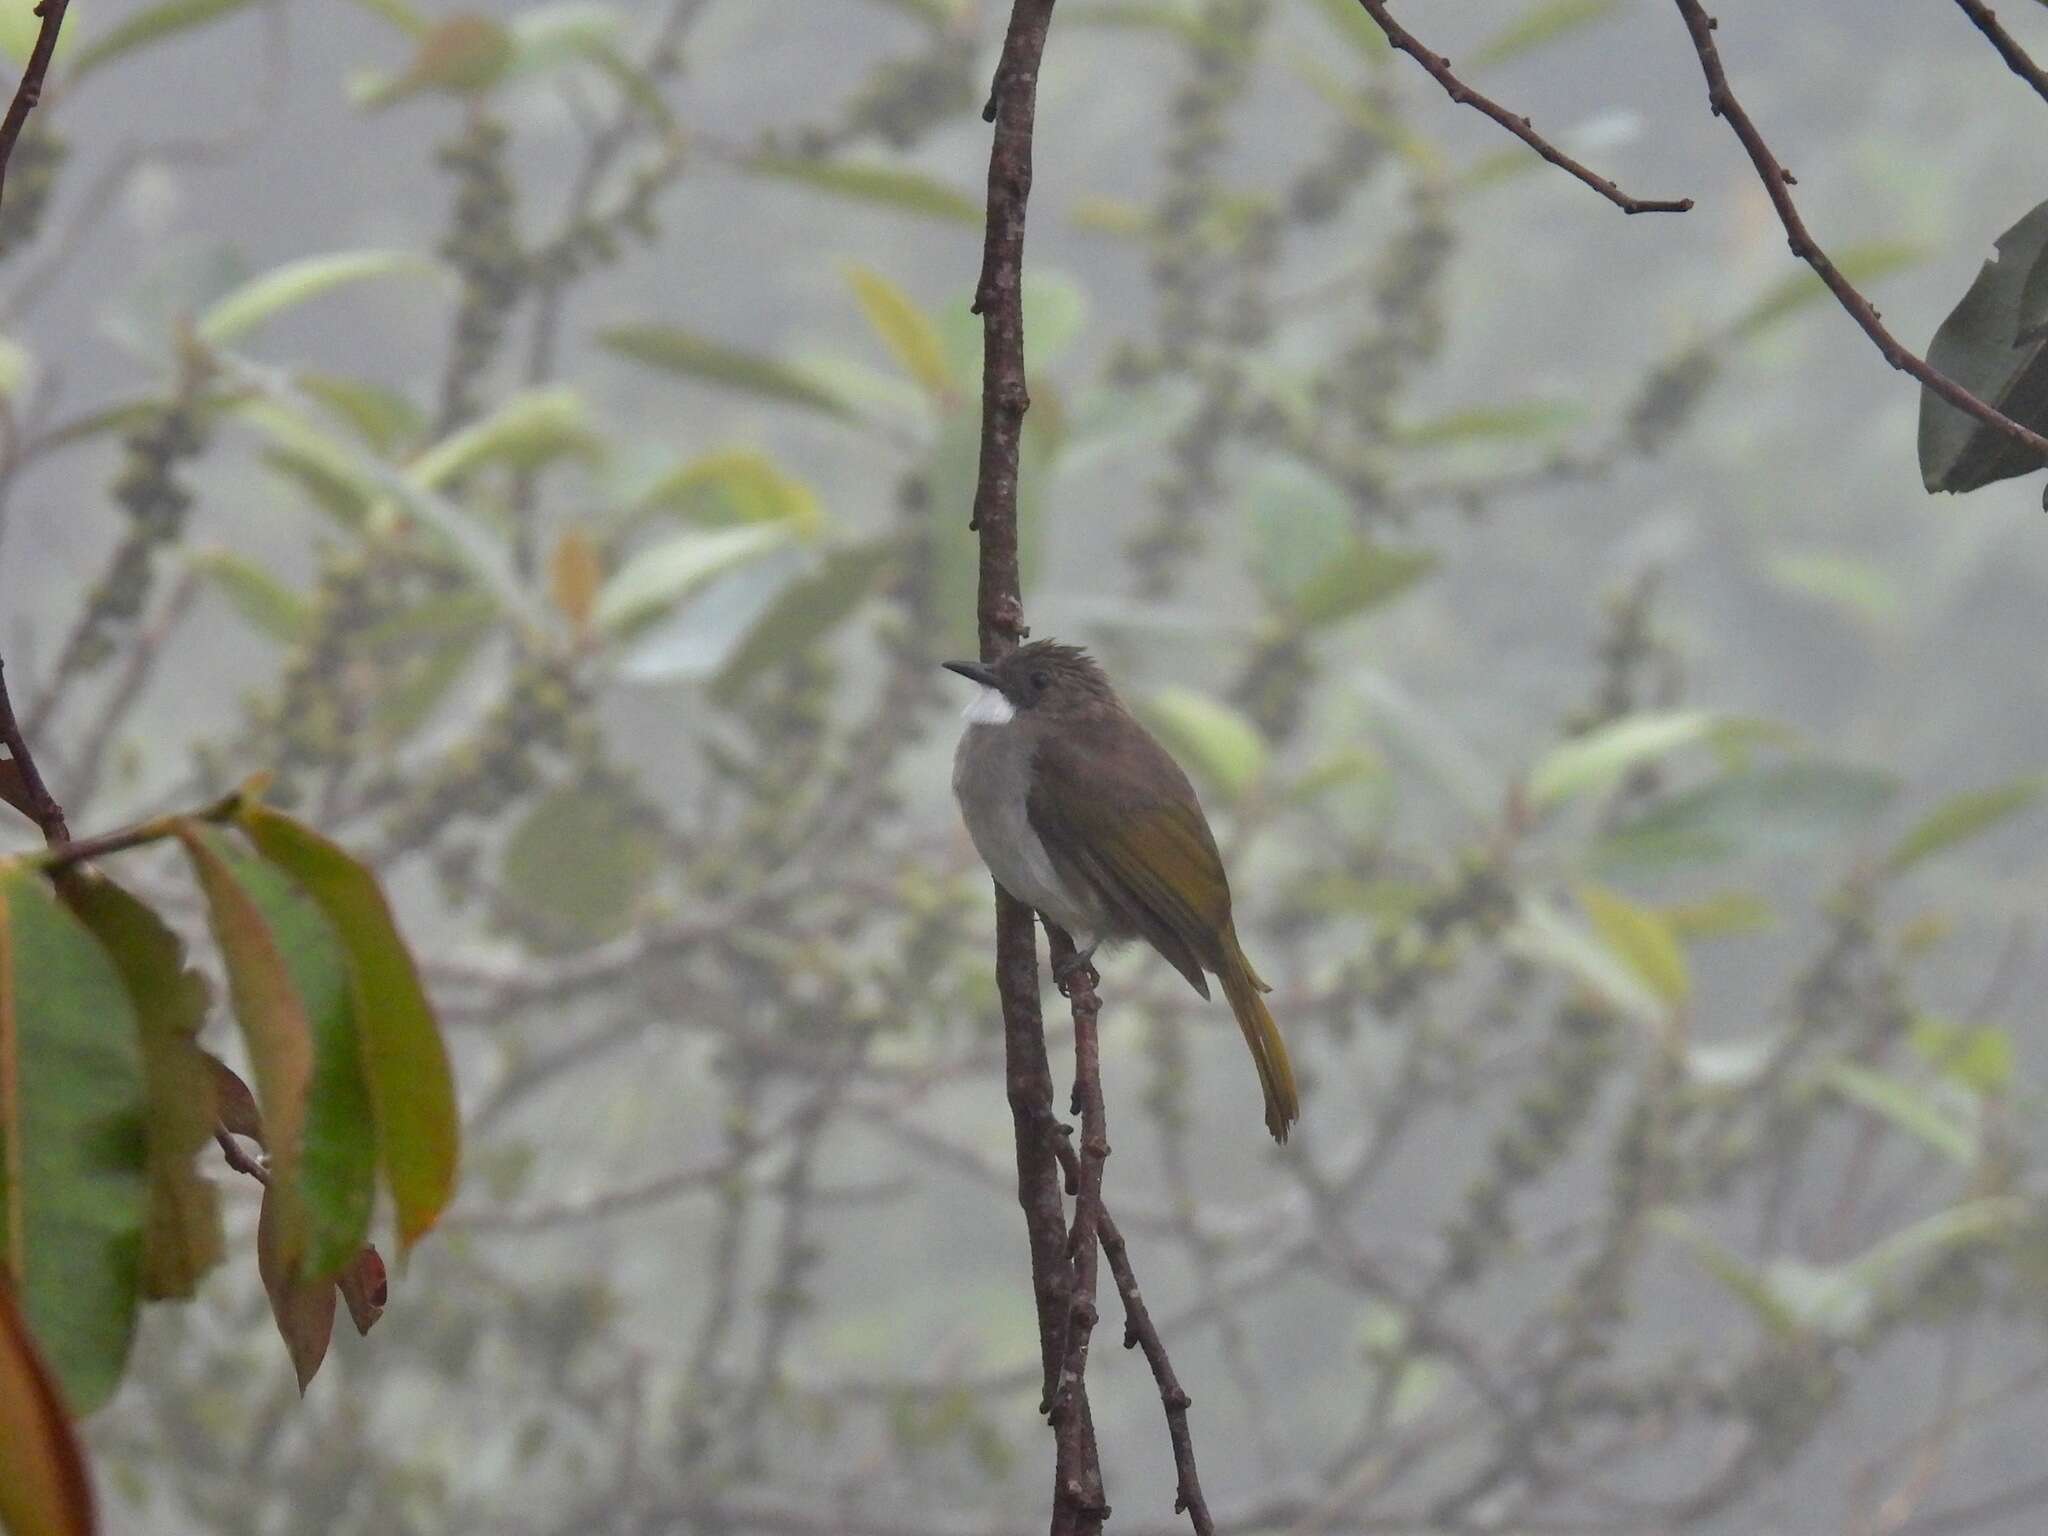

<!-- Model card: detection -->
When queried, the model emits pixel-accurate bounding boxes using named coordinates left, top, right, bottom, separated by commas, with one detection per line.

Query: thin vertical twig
left=0, top=0, right=67, bottom=210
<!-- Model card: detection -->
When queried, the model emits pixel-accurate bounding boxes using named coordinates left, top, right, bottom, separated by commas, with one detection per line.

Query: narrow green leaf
left=1909, top=1016, right=2015, bottom=1095
left=238, top=807, right=459, bottom=1254
left=595, top=523, right=796, bottom=635
left=1579, top=884, right=1689, bottom=1007
left=1885, top=776, right=2048, bottom=874
left=340, top=0, right=427, bottom=35
left=408, top=386, right=602, bottom=489
left=739, top=154, right=981, bottom=225
left=1529, top=710, right=1719, bottom=810
left=1593, top=762, right=1898, bottom=873
left=634, top=450, right=825, bottom=534
left=295, top=372, right=425, bottom=455
left=597, top=325, right=852, bottom=417
left=195, top=251, right=442, bottom=348
left=61, top=876, right=222, bottom=1301
left=847, top=265, right=956, bottom=399
left=219, top=852, right=375, bottom=1282
left=1391, top=399, right=1585, bottom=446
left=1503, top=898, right=1668, bottom=1035
left=1821, top=1061, right=1974, bottom=1164
left=1651, top=1210, right=1803, bottom=1338
left=1141, top=688, right=1268, bottom=799
left=714, top=541, right=895, bottom=701
left=1292, top=540, right=1436, bottom=628
left=0, top=867, right=147, bottom=1413
left=1302, top=0, right=1388, bottom=61
left=190, top=550, right=310, bottom=645
left=1737, top=240, right=1926, bottom=340
left=67, top=0, right=258, bottom=81
left=1469, top=0, right=1622, bottom=71
left=1765, top=551, right=1902, bottom=627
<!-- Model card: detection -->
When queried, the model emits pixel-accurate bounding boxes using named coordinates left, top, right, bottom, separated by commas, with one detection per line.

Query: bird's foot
left=1052, top=943, right=1099, bottom=997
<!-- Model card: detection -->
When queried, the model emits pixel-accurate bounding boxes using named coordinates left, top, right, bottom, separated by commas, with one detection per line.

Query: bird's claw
left=1051, top=945, right=1099, bottom=996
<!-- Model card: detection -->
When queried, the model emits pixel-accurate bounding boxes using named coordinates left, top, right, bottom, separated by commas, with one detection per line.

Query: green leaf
left=1469, top=0, right=1622, bottom=70
left=60, top=876, right=221, bottom=1302
left=1292, top=540, right=1436, bottom=628
left=1579, top=884, right=1689, bottom=1007
left=1909, top=1016, right=2014, bottom=1095
left=0, top=1279, right=94, bottom=1536
left=597, top=325, right=852, bottom=418
left=217, top=852, right=375, bottom=1283
left=1821, top=1061, right=1974, bottom=1164
left=408, top=386, right=602, bottom=489
left=340, top=0, right=427, bottom=35
left=1247, top=456, right=1353, bottom=604
left=0, top=867, right=147, bottom=1414
left=848, top=265, right=956, bottom=400
left=295, top=373, right=425, bottom=455
left=190, top=550, right=310, bottom=645
left=0, top=3, right=74, bottom=66
left=1503, top=897, right=1669, bottom=1035
left=739, top=155, right=981, bottom=225
left=256, top=1181, right=335, bottom=1393
left=1391, top=399, right=1585, bottom=447
left=1651, top=1210, right=1803, bottom=1338
left=1141, top=688, right=1268, bottom=799
left=714, top=541, right=896, bottom=701
left=506, top=0, right=621, bottom=78
left=1659, top=890, right=1772, bottom=940
left=1528, top=710, right=1719, bottom=810
left=1764, top=551, right=1902, bottom=628
left=67, top=0, right=258, bottom=81
left=173, top=825, right=313, bottom=1256
left=373, top=628, right=488, bottom=748
left=635, top=449, right=826, bottom=534
left=494, top=788, right=656, bottom=954
left=1593, top=762, right=1898, bottom=874
left=1920, top=200, right=2048, bottom=493
left=1734, top=240, right=1926, bottom=340
left=195, top=251, right=442, bottom=348
left=1885, top=776, right=2048, bottom=874
left=238, top=807, right=459, bottom=1255
left=595, top=523, right=796, bottom=636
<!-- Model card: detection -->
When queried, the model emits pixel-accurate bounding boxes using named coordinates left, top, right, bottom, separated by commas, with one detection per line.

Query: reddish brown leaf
left=256, top=1185, right=334, bottom=1394
left=0, top=1277, right=95, bottom=1536
left=206, top=1053, right=264, bottom=1145
left=337, top=1245, right=387, bottom=1337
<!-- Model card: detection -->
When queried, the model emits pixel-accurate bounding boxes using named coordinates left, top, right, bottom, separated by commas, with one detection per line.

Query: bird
left=945, top=640, right=1299, bottom=1142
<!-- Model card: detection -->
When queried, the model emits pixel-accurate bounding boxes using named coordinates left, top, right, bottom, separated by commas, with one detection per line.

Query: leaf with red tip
left=256, top=1184, right=335, bottom=1393
left=0, top=1278, right=94, bottom=1536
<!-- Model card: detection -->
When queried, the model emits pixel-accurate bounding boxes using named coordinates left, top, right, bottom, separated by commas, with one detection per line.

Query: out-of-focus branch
left=0, top=0, right=67, bottom=209
left=1352, top=0, right=1693, bottom=216
left=1953, top=0, right=2048, bottom=107
left=0, top=655, right=67, bottom=845
left=1671, top=0, right=2048, bottom=465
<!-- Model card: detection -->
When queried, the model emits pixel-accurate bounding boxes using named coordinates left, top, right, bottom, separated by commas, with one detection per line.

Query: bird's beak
left=942, top=659, right=1000, bottom=689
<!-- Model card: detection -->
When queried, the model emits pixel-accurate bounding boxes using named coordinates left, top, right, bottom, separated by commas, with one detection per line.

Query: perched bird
left=946, top=640, right=1299, bottom=1142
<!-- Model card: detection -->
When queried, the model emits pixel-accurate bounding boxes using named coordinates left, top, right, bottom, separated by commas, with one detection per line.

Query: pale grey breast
left=952, top=710, right=1107, bottom=947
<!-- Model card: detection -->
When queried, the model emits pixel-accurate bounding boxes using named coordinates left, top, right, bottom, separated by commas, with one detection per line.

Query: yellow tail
left=1218, top=933, right=1299, bottom=1143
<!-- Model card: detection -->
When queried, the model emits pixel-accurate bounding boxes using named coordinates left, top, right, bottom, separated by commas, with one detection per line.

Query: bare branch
left=0, top=656, right=66, bottom=845
left=1353, top=0, right=1693, bottom=216
left=1953, top=0, right=2048, bottom=108
left=1671, top=0, right=2048, bottom=467
left=0, top=0, right=67, bottom=210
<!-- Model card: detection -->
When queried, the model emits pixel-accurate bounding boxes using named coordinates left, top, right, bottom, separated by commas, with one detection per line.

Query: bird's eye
left=1030, top=670, right=1051, bottom=691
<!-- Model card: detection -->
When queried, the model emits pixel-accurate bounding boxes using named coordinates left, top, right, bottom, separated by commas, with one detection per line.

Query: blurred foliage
left=0, top=1, right=2043, bottom=1535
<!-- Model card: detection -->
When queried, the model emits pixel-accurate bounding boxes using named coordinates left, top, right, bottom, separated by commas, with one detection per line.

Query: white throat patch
left=962, top=686, right=1017, bottom=726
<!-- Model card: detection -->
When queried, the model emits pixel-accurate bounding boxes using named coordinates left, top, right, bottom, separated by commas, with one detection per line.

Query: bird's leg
left=1050, top=935, right=1099, bottom=997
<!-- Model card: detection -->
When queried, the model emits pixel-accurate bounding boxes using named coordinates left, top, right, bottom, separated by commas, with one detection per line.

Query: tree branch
left=0, top=657, right=67, bottom=845
left=0, top=0, right=66, bottom=211
left=1671, top=0, right=2048, bottom=467
left=1354, top=0, right=1693, bottom=216
left=1953, top=0, right=2048, bottom=108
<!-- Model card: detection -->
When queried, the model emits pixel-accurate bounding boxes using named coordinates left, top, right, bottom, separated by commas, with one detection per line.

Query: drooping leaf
left=1503, top=897, right=1668, bottom=1036
left=295, top=373, right=425, bottom=455
left=256, top=1184, right=335, bottom=1393
left=1291, top=540, right=1436, bottom=628
left=596, top=325, right=852, bottom=418
left=549, top=528, right=603, bottom=635
left=847, top=265, right=956, bottom=400
left=67, top=0, right=259, bottom=82
left=1528, top=710, right=1719, bottom=811
left=1919, top=199, right=2048, bottom=493
left=1579, top=884, right=1689, bottom=1008
left=408, top=386, right=602, bottom=489
left=195, top=251, right=442, bottom=348
left=1651, top=1210, right=1804, bottom=1339
left=1885, top=776, right=2048, bottom=874
left=219, top=852, right=376, bottom=1283
left=1821, top=1061, right=1975, bottom=1164
left=1469, top=0, right=1621, bottom=70
left=237, top=807, right=459, bottom=1254
left=0, top=867, right=147, bottom=1414
left=633, top=450, right=825, bottom=533
left=494, top=787, right=657, bottom=954
left=0, top=1279, right=93, bottom=1536
left=189, top=551, right=310, bottom=645
left=61, top=877, right=221, bottom=1302
left=337, top=1243, right=388, bottom=1336
left=712, top=541, right=896, bottom=701
left=595, top=523, right=796, bottom=636
left=1141, top=689, right=1268, bottom=799
left=739, top=154, right=981, bottom=225
left=1593, top=762, right=1898, bottom=873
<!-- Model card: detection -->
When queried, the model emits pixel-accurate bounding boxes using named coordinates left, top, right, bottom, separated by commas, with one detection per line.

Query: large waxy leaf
left=220, top=852, right=376, bottom=1282
left=67, top=0, right=259, bottom=82
left=1919, top=199, right=2048, bottom=493
left=0, top=1279, right=93, bottom=1536
left=61, top=877, right=221, bottom=1302
left=739, top=155, right=981, bottom=226
left=238, top=807, right=458, bottom=1255
left=195, top=251, right=442, bottom=347
left=597, top=325, right=852, bottom=419
left=1592, top=762, right=1897, bottom=873
left=0, top=867, right=147, bottom=1414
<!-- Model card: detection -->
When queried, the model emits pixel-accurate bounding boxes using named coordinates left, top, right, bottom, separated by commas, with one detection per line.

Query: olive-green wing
left=1025, top=718, right=1232, bottom=997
